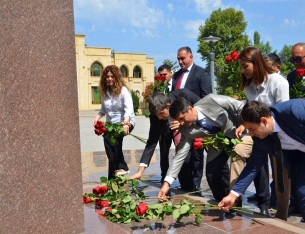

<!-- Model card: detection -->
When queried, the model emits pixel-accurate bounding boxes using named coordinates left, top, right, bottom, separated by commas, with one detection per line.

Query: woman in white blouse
left=231, top=47, right=289, bottom=216
left=93, top=65, right=136, bottom=179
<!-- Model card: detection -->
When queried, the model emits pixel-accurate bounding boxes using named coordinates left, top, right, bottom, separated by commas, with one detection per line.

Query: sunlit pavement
left=80, top=111, right=305, bottom=233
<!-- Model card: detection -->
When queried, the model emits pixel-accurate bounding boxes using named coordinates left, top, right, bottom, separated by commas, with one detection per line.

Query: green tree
left=131, top=90, right=140, bottom=114
left=162, top=59, right=179, bottom=72
left=197, top=8, right=250, bottom=94
left=253, top=31, right=275, bottom=55
left=278, top=44, right=295, bottom=77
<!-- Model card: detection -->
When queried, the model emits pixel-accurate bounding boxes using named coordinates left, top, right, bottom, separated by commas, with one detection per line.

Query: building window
left=91, top=87, right=101, bottom=104
left=120, top=65, right=128, bottom=77
left=133, top=66, right=141, bottom=78
left=91, top=62, right=103, bottom=77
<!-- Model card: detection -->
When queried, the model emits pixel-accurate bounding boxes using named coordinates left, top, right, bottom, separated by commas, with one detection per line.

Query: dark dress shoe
left=288, top=205, right=301, bottom=217
left=260, top=208, right=271, bottom=217
left=247, top=193, right=258, bottom=201
left=301, top=218, right=305, bottom=223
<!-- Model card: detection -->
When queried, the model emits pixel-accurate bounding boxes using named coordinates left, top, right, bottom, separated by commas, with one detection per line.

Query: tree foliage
left=278, top=44, right=295, bottom=77
left=197, top=8, right=250, bottom=94
left=253, top=31, right=275, bottom=55
left=131, top=90, right=140, bottom=114
left=162, top=59, right=179, bottom=72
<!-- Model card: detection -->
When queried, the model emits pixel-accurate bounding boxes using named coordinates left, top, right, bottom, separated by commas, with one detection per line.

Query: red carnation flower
left=194, top=138, right=203, bottom=143
left=94, top=129, right=102, bottom=136
left=101, top=127, right=107, bottom=133
left=155, top=74, right=161, bottom=81
left=296, top=68, right=305, bottom=77
left=95, top=121, right=104, bottom=128
left=83, top=196, right=91, bottom=204
left=100, top=200, right=109, bottom=208
left=225, top=55, right=232, bottom=63
left=93, top=186, right=101, bottom=195
left=160, top=75, right=166, bottom=82
left=99, top=185, right=108, bottom=195
left=95, top=210, right=104, bottom=216
left=135, top=202, right=148, bottom=216
left=105, top=207, right=112, bottom=212
left=231, top=50, right=239, bottom=61
left=193, top=141, right=203, bottom=150
left=94, top=199, right=101, bottom=205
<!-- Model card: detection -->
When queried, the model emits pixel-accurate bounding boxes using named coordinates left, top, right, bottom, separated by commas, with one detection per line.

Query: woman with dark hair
left=231, top=47, right=289, bottom=216
left=93, top=65, right=135, bottom=179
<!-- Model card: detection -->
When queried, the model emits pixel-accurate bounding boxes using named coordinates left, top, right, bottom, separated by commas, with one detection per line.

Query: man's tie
left=272, top=132, right=285, bottom=193
left=175, top=70, right=187, bottom=90
left=196, top=120, right=221, bottom=134
left=164, top=83, right=170, bottom=94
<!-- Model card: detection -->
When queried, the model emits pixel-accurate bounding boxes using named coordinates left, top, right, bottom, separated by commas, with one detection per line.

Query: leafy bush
left=131, top=90, right=140, bottom=113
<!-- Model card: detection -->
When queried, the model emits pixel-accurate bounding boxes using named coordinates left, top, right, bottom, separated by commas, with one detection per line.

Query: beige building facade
left=75, top=34, right=154, bottom=111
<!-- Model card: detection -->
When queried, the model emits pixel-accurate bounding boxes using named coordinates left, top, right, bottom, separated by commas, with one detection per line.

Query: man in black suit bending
left=130, top=89, right=202, bottom=193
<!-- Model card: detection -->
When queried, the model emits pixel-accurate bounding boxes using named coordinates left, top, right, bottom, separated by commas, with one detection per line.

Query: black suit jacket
left=172, top=63, right=212, bottom=98
left=139, top=89, right=200, bottom=166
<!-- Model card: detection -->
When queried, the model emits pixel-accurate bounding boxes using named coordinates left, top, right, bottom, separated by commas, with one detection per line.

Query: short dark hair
left=264, top=53, right=281, bottom=66
left=158, top=64, right=171, bottom=72
left=178, top=46, right=192, bottom=54
left=240, top=101, right=272, bottom=124
left=148, top=92, right=171, bottom=115
left=169, top=97, right=191, bottom=119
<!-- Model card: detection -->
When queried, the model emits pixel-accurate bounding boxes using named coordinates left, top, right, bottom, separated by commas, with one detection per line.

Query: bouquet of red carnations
left=94, top=121, right=147, bottom=145
left=193, top=132, right=243, bottom=161
left=290, top=68, right=305, bottom=99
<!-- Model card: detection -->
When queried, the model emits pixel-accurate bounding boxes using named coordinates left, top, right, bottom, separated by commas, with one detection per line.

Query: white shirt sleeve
left=121, top=87, right=134, bottom=119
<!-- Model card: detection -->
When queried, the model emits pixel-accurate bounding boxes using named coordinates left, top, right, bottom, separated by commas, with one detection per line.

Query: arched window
left=120, top=65, right=128, bottom=78
left=91, top=62, right=103, bottom=77
left=133, top=66, right=141, bottom=78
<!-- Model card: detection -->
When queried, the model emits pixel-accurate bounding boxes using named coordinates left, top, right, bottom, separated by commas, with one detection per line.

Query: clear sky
left=74, top=0, right=304, bottom=69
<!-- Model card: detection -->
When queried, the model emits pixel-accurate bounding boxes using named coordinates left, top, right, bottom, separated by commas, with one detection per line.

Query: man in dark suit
left=158, top=95, right=245, bottom=202
left=130, top=89, right=201, bottom=191
left=171, top=46, right=212, bottom=192
left=172, top=46, right=212, bottom=97
left=286, top=42, right=305, bottom=216
left=218, top=100, right=305, bottom=222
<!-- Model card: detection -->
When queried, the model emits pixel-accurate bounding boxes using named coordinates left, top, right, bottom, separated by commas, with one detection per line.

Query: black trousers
left=159, top=133, right=172, bottom=182
left=206, top=149, right=230, bottom=201
left=177, top=148, right=204, bottom=192
left=103, top=125, right=134, bottom=179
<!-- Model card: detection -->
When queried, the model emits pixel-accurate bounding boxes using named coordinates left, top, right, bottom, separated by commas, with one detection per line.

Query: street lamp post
left=202, top=35, right=221, bottom=94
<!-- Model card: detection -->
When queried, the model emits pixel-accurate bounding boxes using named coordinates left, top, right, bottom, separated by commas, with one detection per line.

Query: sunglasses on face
left=290, top=56, right=305, bottom=63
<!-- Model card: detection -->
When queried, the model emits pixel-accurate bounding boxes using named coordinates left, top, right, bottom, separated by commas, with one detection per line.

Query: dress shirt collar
left=195, top=106, right=204, bottom=122
left=272, top=116, right=281, bottom=133
left=185, top=63, right=193, bottom=72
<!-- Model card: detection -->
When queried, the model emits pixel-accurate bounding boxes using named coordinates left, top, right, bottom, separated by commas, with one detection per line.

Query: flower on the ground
left=135, top=202, right=148, bottom=216
left=192, top=132, right=243, bottom=161
left=83, top=196, right=91, bottom=204
left=95, top=210, right=104, bottom=216
left=83, top=176, right=203, bottom=225
left=92, top=185, right=108, bottom=196
left=290, top=68, right=305, bottom=99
